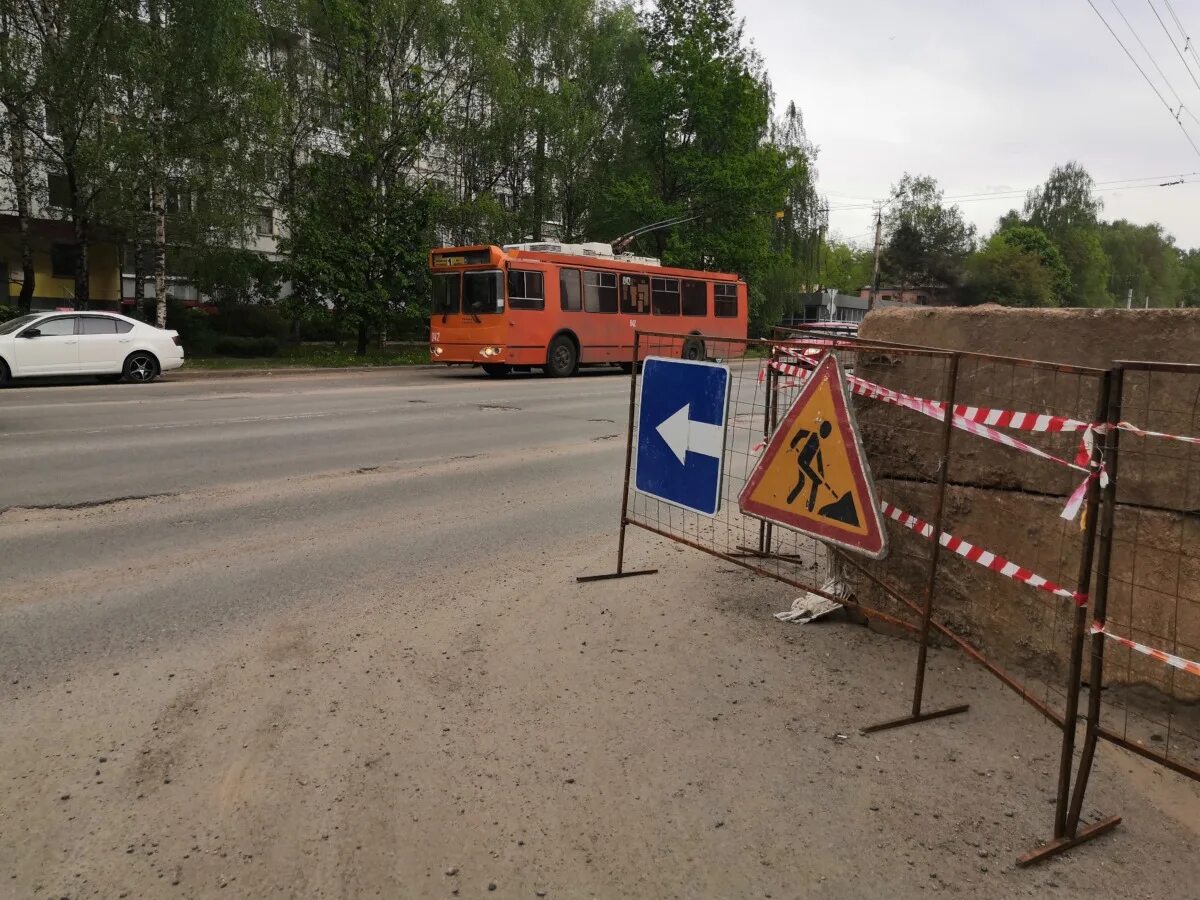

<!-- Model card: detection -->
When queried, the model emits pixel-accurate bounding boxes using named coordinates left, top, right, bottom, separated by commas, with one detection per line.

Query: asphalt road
left=2, top=367, right=1198, bottom=899
left=1, top=367, right=633, bottom=677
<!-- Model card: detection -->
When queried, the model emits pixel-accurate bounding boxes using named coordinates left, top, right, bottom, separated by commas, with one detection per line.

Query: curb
left=167, top=364, right=446, bottom=380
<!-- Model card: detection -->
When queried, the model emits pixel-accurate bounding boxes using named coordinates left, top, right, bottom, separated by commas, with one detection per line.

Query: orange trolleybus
left=428, top=241, right=748, bottom=377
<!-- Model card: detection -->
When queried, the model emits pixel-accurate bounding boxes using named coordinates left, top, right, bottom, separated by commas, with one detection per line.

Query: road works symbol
left=635, top=356, right=731, bottom=517
left=739, top=353, right=889, bottom=559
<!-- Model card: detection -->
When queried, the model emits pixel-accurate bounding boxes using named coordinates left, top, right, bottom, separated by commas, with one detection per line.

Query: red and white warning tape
left=881, top=501, right=1088, bottom=605
left=773, top=347, right=1200, bottom=445
left=765, top=358, right=1101, bottom=520
left=1101, top=421, right=1200, bottom=446
left=1090, top=621, right=1200, bottom=677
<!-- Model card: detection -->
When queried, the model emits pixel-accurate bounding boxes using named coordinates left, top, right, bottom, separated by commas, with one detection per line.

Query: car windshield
left=0, top=314, right=42, bottom=336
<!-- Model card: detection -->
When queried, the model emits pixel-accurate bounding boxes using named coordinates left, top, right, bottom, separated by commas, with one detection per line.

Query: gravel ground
left=1, top=370, right=1197, bottom=898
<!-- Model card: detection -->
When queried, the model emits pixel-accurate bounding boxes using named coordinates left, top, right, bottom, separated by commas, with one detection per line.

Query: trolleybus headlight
left=432, top=346, right=444, bottom=356
left=479, top=346, right=502, bottom=358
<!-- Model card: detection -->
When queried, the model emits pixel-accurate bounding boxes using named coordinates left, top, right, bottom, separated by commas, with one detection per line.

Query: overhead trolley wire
left=1086, top=0, right=1200, bottom=157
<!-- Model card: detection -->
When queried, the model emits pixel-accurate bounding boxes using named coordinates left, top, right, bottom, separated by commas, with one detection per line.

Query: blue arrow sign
left=634, top=356, right=731, bottom=517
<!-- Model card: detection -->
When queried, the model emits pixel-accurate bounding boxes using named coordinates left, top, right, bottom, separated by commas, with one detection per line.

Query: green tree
left=964, top=236, right=1056, bottom=307
left=599, top=0, right=786, bottom=284
left=106, top=0, right=277, bottom=326
left=1180, top=249, right=1200, bottom=307
left=1023, top=161, right=1101, bottom=236
left=0, top=9, right=40, bottom=312
left=1022, top=162, right=1110, bottom=307
left=436, top=0, right=641, bottom=246
left=992, top=224, right=1072, bottom=304
left=5, top=0, right=124, bottom=306
left=823, top=240, right=874, bottom=294
left=1098, top=219, right=1183, bottom=308
left=882, top=173, right=975, bottom=291
left=1056, top=228, right=1111, bottom=307
left=282, top=0, right=462, bottom=354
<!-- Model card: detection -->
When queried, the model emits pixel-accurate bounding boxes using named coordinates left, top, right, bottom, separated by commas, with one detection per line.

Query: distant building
left=0, top=216, right=121, bottom=312
left=780, top=289, right=904, bottom=328
left=858, top=285, right=954, bottom=306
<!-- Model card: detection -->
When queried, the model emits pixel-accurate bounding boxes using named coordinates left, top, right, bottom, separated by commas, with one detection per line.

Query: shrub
left=0, top=305, right=22, bottom=323
left=169, top=303, right=219, bottom=356
left=212, top=303, right=289, bottom=341
left=212, top=335, right=280, bottom=358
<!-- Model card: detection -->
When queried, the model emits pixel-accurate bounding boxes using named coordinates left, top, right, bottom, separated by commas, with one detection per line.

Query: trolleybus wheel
left=682, top=336, right=706, bottom=361
left=544, top=335, right=578, bottom=378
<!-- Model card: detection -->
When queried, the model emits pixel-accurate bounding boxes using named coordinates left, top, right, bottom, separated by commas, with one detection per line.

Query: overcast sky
left=737, top=0, right=1200, bottom=249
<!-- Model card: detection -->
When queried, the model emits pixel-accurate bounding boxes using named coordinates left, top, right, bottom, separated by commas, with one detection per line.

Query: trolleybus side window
left=583, top=270, right=618, bottom=313
left=507, top=269, right=545, bottom=310
left=432, top=272, right=460, bottom=315
left=681, top=279, right=707, bottom=316
left=714, top=283, right=738, bottom=318
left=620, top=274, right=650, bottom=314
left=651, top=277, right=681, bottom=316
left=560, top=268, right=582, bottom=311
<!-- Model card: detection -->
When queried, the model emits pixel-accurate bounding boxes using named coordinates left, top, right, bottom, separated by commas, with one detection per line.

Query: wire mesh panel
left=626, top=332, right=836, bottom=597
left=770, top=328, right=1110, bottom=728
left=1093, top=363, right=1200, bottom=781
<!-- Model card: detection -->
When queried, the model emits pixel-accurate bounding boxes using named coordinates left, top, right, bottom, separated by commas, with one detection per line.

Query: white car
left=0, top=311, right=184, bottom=385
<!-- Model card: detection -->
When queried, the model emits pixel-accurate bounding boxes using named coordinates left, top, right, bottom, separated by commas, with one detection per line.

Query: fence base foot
left=1016, top=815, right=1121, bottom=867
left=576, top=569, right=658, bottom=583
left=860, top=703, right=970, bottom=734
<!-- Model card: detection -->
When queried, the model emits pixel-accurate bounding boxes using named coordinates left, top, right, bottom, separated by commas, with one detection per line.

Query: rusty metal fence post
left=1063, top=364, right=1124, bottom=825
left=576, top=330, right=659, bottom=583
left=863, top=353, right=970, bottom=733
left=1019, top=370, right=1121, bottom=866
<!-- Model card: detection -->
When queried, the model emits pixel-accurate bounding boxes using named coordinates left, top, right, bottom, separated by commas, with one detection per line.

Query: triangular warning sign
left=739, top=354, right=889, bottom=559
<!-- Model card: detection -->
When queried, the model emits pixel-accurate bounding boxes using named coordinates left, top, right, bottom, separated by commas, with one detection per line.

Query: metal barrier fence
left=1064, top=361, right=1200, bottom=839
left=580, top=330, right=1200, bottom=865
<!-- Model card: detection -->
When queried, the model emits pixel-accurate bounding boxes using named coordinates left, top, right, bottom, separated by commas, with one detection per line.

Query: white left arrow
left=656, top=403, right=725, bottom=465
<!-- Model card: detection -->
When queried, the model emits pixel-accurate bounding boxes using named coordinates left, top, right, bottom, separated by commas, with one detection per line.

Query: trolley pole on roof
left=869, top=205, right=883, bottom=312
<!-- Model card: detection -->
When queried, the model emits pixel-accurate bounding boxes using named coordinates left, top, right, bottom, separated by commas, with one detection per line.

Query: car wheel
left=682, top=336, right=706, bottom=361
left=0, top=358, right=10, bottom=387
left=122, top=352, right=160, bottom=384
left=544, top=335, right=578, bottom=378
left=482, top=363, right=511, bottom=377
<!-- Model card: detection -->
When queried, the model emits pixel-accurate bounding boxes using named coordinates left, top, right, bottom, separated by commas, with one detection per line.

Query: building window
left=507, top=269, right=544, bottom=310
left=714, top=283, right=738, bottom=318
left=47, top=172, right=71, bottom=209
left=44, top=105, right=62, bottom=137
left=50, top=243, right=78, bottom=279
left=681, top=279, right=707, bottom=316
left=619, top=274, right=650, bottom=314
left=559, top=268, right=581, bottom=311
left=166, top=184, right=192, bottom=215
left=651, top=277, right=681, bottom=316
left=583, top=270, right=617, bottom=313
left=256, top=206, right=274, bottom=236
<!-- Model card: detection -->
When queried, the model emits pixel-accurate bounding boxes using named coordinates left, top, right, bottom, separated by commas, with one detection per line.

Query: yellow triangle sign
left=739, top=354, right=889, bottom=559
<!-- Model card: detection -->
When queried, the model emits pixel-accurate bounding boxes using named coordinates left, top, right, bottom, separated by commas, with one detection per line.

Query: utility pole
left=869, top=204, right=883, bottom=312
left=1125, top=287, right=1133, bottom=309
